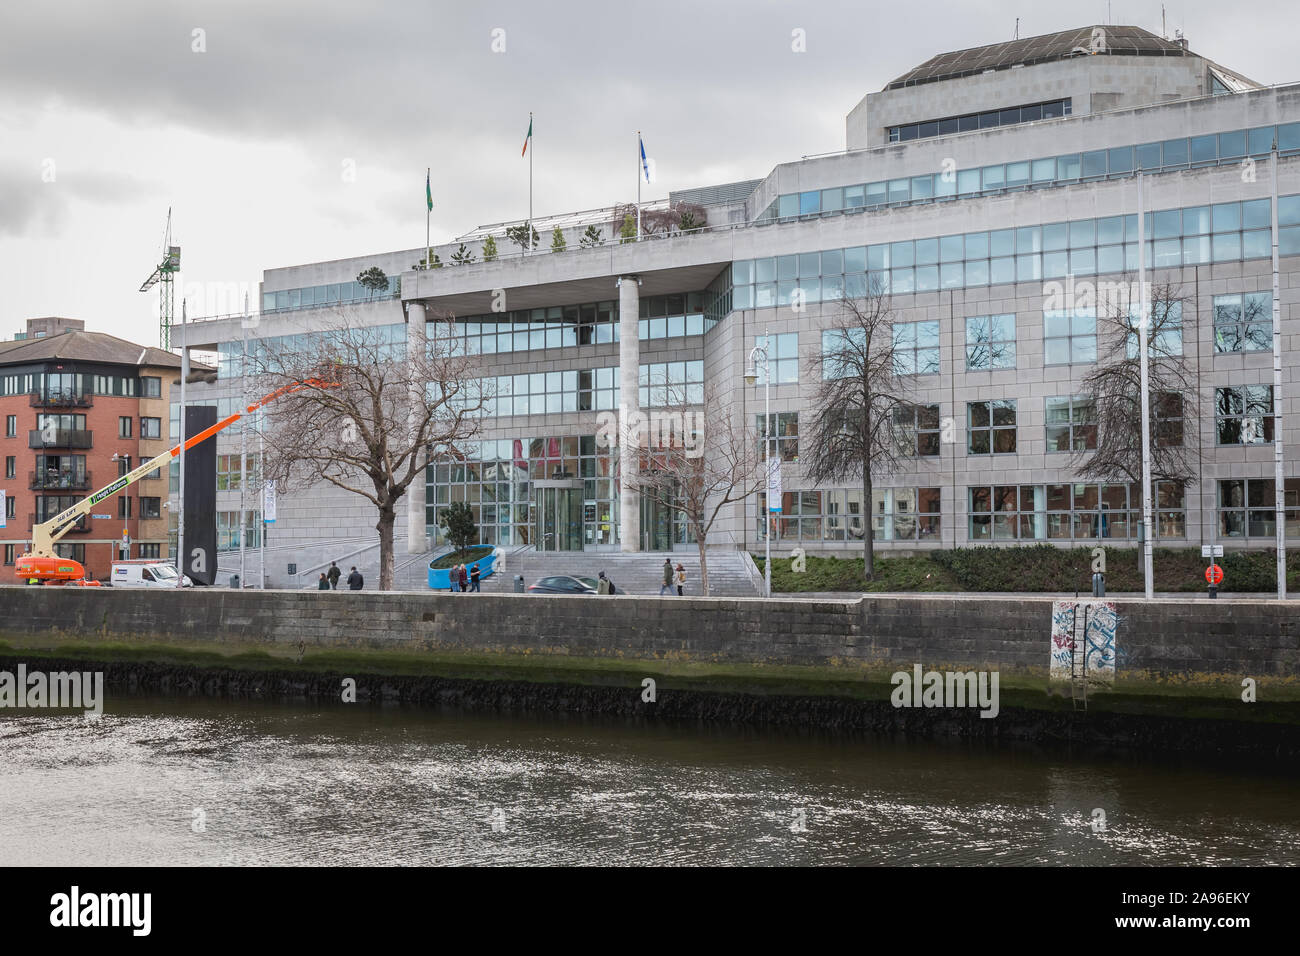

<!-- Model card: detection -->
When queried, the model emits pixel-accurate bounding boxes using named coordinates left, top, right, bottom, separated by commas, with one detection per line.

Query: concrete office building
left=178, top=25, right=1300, bottom=585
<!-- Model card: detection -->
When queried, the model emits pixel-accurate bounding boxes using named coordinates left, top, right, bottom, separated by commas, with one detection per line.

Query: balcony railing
left=29, top=391, right=93, bottom=409
left=29, top=470, right=92, bottom=491
left=29, top=512, right=89, bottom=533
left=28, top=429, right=92, bottom=449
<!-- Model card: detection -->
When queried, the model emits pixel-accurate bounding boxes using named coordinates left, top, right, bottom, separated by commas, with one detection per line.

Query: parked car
left=526, top=575, right=598, bottom=594
left=109, top=561, right=194, bottom=588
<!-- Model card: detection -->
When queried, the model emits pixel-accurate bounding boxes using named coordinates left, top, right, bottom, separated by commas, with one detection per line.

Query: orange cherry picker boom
left=16, top=376, right=337, bottom=585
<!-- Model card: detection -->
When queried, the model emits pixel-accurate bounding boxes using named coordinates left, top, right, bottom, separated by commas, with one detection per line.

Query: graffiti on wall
left=1049, top=600, right=1118, bottom=685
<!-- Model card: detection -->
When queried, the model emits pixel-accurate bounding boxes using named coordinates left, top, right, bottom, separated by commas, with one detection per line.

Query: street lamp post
left=745, top=330, right=772, bottom=598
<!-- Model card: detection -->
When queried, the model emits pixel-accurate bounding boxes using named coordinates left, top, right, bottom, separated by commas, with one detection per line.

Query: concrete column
left=618, top=276, right=640, bottom=552
left=406, top=302, right=427, bottom=554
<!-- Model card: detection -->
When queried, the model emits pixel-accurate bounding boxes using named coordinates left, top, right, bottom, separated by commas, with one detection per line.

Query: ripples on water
left=0, top=698, right=1296, bottom=866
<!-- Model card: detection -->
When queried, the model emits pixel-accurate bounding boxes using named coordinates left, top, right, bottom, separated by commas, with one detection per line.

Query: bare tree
left=251, top=309, right=483, bottom=590
left=628, top=381, right=760, bottom=595
left=1076, top=278, right=1198, bottom=486
left=803, top=286, right=913, bottom=580
left=609, top=201, right=708, bottom=238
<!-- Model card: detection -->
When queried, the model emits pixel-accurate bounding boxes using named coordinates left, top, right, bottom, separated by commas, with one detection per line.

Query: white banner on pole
left=263, top=480, right=277, bottom=523
left=766, top=458, right=782, bottom=512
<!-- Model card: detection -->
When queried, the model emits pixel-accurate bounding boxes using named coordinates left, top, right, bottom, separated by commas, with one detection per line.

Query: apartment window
left=1044, top=310, right=1097, bottom=364
left=1213, top=292, right=1272, bottom=352
left=141, top=417, right=161, bottom=439
left=119, top=416, right=132, bottom=438
left=639, top=360, right=705, bottom=408
left=892, top=404, right=941, bottom=456
left=756, top=413, right=799, bottom=462
left=1045, top=396, right=1097, bottom=452
left=117, top=456, right=131, bottom=477
left=54, top=543, right=85, bottom=563
left=138, top=543, right=161, bottom=559
left=1216, top=385, right=1275, bottom=444
left=4, top=455, right=13, bottom=479
left=1126, top=301, right=1184, bottom=357
left=140, top=497, right=161, bottom=519
left=754, top=333, right=799, bottom=384
left=3, top=544, right=14, bottom=566
left=1218, top=478, right=1300, bottom=538
left=5, top=415, right=14, bottom=438
left=217, top=453, right=259, bottom=490
left=965, top=315, right=1016, bottom=370
left=1155, top=392, right=1185, bottom=447
left=118, top=496, right=131, bottom=519
left=141, top=376, right=161, bottom=398
left=891, top=320, right=940, bottom=375
left=967, top=400, right=1017, bottom=454
left=5, top=496, right=14, bottom=520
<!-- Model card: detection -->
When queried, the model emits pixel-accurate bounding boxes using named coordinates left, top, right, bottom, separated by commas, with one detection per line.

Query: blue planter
left=428, top=550, right=497, bottom=589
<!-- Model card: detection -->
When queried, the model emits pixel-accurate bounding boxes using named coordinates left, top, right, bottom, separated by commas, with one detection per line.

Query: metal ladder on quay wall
left=1069, top=602, right=1091, bottom=711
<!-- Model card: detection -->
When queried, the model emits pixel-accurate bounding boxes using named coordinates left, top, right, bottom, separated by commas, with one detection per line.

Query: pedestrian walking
left=597, top=571, right=610, bottom=595
left=659, top=557, right=673, bottom=596
left=318, top=572, right=330, bottom=590
left=675, top=563, right=686, bottom=596
left=458, top=564, right=469, bottom=592
left=470, top=564, right=481, bottom=592
left=327, top=562, right=341, bottom=590
left=347, top=566, right=363, bottom=590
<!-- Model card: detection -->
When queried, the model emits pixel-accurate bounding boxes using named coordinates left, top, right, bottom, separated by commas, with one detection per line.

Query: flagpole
left=426, top=166, right=431, bottom=268
left=636, top=130, right=642, bottom=241
left=529, top=112, right=534, bottom=254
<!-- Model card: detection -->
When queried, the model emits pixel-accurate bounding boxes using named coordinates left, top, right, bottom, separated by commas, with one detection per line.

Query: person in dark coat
left=458, top=564, right=469, bottom=592
left=347, top=567, right=363, bottom=590
left=318, top=573, right=330, bottom=590
left=327, top=562, right=341, bottom=590
left=470, top=564, right=481, bottom=592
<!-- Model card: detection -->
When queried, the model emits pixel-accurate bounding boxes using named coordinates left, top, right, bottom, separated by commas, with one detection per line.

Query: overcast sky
left=2, top=0, right=1296, bottom=344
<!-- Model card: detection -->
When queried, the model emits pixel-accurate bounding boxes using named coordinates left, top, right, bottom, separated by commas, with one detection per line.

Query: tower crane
left=140, top=209, right=181, bottom=349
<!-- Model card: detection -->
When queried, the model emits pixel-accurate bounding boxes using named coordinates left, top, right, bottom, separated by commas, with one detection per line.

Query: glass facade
left=757, top=488, right=941, bottom=542
left=261, top=276, right=401, bottom=314
left=969, top=482, right=1185, bottom=541
left=762, top=123, right=1300, bottom=221
left=733, top=196, right=1298, bottom=309
left=888, top=99, right=1071, bottom=142
left=1218, top=479, right=1300, bottom=539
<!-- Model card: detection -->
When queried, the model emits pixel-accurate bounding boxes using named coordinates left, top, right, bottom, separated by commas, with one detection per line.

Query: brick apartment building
left=0, top=317, right=189, bottom=580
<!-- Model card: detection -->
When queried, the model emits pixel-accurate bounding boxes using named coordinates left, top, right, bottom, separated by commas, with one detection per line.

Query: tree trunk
left=695, top=524, right=708, bottom=596
left=863, top=465, right=874, bottom=581
left=377, top=506, right=396, bottom=591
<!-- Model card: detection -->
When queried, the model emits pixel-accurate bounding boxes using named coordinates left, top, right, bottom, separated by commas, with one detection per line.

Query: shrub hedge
left=753, top=546, right=1300, bottom=593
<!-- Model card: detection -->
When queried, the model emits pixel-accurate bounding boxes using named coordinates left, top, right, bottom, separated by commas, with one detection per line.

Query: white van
left=110, top=561, right=193, bottom=588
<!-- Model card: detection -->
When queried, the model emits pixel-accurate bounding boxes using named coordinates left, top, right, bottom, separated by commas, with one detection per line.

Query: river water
left=1, top=696, right=1296, bottom=866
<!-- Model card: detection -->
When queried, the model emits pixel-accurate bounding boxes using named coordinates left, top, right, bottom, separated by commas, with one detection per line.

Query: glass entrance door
left=640, top=491, right=674, bottom=551
left=535, top=484, right=584, bottom=551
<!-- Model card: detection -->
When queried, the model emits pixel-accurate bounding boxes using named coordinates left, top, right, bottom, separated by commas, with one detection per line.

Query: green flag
left=426, top=169, right=433, bottom=212
left=522, top=116, right=532, bottom=157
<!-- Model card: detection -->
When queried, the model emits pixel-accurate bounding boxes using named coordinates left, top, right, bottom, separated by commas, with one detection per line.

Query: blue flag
left=639, top=135, right=650, bottom=183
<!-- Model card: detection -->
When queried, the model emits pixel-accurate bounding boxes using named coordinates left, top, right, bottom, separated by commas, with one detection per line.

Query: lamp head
left=743, top=368, right=757, bottom=386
